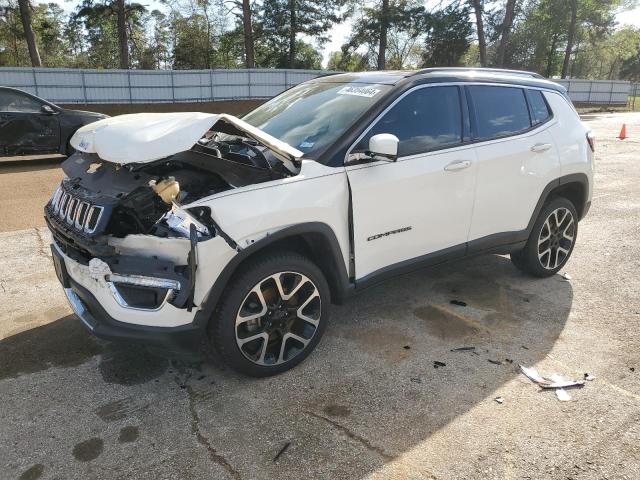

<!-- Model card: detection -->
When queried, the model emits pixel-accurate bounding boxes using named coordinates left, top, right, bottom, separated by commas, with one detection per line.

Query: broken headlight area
left=156, top=204, right=211, bottom=239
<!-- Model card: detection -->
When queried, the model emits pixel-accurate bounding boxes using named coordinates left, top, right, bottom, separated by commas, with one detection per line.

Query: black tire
left=510, top=196, right=578, bottom=278
left=208, top=251, right=330, bottom=377
left=65, top=140, right=75, bottom=157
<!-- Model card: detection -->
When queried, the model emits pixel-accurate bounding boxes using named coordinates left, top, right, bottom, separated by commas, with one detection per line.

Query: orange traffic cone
left=618, top=124, right=627, bottom=140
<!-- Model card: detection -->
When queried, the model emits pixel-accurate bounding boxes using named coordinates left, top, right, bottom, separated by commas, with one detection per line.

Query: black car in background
left=0, top=86, right=107, bottom=157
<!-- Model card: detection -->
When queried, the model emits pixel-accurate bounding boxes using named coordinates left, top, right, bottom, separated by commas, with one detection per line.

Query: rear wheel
left=510, top=197, right=578, bottom=277
left=208, top=252, right=329, bottom=377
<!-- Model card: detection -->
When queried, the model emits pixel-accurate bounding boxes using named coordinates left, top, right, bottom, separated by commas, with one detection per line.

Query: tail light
left=586, top=131, right=595, bottom=152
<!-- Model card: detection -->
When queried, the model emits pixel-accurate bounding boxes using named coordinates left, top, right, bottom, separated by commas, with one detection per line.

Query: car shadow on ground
left=1, top=253, right=572, bottom=478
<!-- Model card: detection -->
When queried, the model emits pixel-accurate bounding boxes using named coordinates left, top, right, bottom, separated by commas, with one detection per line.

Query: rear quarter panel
left=544, top=91, right=594, bottom=202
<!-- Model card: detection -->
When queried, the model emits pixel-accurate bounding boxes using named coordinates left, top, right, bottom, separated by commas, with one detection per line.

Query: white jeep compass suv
left=46, top=68, right=594, bottom=376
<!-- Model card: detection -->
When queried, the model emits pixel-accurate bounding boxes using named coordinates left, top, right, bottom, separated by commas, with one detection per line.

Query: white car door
left=345, top=85, right=477, bottom=280
left=465, top=85, right=561, bottom=246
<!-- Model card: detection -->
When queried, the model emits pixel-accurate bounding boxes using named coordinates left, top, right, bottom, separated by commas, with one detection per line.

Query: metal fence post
left=171, top=70, right=175, bottom=101
left=587, top=81, right=593, bottom=104
left=210, top=69, right=214, bottom=101
left=609, top=81, right=614, bottom=105
left=32, top=68, right=39, bottom=96
left=247, top=69, right=251, bottom=99
left=127, top=69, right=133, bottom=104
left=81, top=70, right=87, bottom=104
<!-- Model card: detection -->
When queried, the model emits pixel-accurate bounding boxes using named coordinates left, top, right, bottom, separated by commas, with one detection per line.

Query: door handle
left=531, top=143, right=552, bottom=153
left=444, top=160, right=472, bottom=172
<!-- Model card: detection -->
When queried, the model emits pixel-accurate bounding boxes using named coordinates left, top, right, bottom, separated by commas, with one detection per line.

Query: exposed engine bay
left=45, top=124, right=299, bottom=312
left=48, top=128, right=295, bottom=248
left=44, top=112, right=305, bottom=311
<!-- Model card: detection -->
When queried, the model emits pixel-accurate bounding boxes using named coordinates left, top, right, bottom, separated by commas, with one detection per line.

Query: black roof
left=314, top=68, right=566, bottom=93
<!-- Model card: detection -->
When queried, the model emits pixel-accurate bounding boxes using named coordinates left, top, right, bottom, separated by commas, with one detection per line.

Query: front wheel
left=510, top=197, right=578, bottom=277
left=208, top=252, right=330, bottom=377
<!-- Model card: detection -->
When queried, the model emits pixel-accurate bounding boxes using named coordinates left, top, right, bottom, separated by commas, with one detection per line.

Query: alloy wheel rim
left=235, top=272, right=321, bottom=366
left=537, top=207, right=575, bottom=270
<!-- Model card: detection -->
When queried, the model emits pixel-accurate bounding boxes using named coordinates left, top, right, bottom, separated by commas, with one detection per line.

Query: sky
left=45, top=0, right=640, bottom=68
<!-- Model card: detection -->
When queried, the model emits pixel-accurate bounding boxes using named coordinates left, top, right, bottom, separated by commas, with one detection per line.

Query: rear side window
left=468, top=86, right=531, bottom=141
left=527, top=90, right=552, bottom=124
left=355, top=85, right=462, bottom=157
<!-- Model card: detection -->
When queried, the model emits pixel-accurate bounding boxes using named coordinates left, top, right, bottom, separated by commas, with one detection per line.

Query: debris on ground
left=584, top=373, right=596, bottom=381
left=521, top=345, right=529, bottom=350
left=631, top=367, right=635, bottom=372
left=434, top=361, right=446, bottom=369
left=562, top=272, right=572, bottom=281
left=519, top=365, right=586, bottom=396
left=403, top=345, right=411, bottom=350
left=539, top=377, right=585, bottom=389
left=410, top=377, right=422, bottom=384
left=555, top=389, right=572, bottom=402
left=505, top=359, right=514, bottom=364
left=451, top=346, right=475, bottom=352
left=520, top=365, right=547, bottom=384
left=450, top=300, right=467, bottom=307
left=495, top=397, right=504, bottom=404
left=488, top=359, right=503, bottom=365
left=273, top=442, right=291, bottom=462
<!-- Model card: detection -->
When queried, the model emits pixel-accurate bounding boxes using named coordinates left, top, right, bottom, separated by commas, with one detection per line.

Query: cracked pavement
left=1, top=112, right=639, bottom=479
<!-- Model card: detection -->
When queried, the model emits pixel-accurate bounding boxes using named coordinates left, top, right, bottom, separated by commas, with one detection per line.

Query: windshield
left=242, top=82, right=391, bottom=161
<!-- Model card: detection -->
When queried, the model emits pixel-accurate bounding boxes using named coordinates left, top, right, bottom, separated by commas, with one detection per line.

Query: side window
left=0, top=90, right=42, bottom=113
left=468, top=86, right=531, bottom=140
left=527, top=89, right=552, bottom=125
left=355, top=86, right=462, bottom=157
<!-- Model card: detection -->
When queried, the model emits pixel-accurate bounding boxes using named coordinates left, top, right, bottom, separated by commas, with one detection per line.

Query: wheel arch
left=547, top=179, right=588, bottom=220
left=527, top=173, right=590, bottom=234
left=193, top=222, right=352, bottom=330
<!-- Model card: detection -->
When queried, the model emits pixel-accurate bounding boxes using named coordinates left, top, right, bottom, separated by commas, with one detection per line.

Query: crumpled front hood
left=70, top=112, right=303, bottom=169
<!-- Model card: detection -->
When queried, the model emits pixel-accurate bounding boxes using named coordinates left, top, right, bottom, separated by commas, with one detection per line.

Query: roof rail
left=413, top=67, right=545, bottom=79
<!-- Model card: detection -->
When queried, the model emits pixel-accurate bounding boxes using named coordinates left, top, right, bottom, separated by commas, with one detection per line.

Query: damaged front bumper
left=51, top=241, right=203, bottom=352
left=48, top=224, right=238, bottom=352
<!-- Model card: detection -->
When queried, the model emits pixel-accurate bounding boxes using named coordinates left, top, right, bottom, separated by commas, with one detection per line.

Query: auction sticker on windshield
left=336, top=86, right=381, bottom=98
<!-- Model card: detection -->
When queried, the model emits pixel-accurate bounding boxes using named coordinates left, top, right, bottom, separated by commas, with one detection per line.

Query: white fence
left=0, top=67, right=632, bottom=106
left=0, top=68, right=337, bottom=104
left=555, top=79, right=630, bottom=105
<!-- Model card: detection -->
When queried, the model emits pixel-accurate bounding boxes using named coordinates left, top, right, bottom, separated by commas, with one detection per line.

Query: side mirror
left=41, top=104, right=56, bottom=115
left=369, top=133, right=399, bottom=162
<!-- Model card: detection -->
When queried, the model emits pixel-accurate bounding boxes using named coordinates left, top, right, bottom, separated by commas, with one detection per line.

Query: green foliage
left=421, top=4, right=473, bottom=67
left=0, top=0, right=638, bottom=80
left=496, top=0, right=628, bottom=76
left=71, top=0, right=147, bottom=68
left=255, top=0, right=341, bottom=68
left=339, top=0, right=429, bottom=70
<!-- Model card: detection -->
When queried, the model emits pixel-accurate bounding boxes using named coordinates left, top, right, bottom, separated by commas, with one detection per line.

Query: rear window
left=468, top=86, right=531, bottom=140
left=527, top=90, right=552, bottom=124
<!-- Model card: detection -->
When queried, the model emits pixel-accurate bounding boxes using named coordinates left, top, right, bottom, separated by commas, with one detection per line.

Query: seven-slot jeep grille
left=50, top=185, right=103, bottom=234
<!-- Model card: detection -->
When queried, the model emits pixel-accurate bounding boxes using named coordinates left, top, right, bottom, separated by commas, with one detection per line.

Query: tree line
left=1, top=0, right=639, bottom=80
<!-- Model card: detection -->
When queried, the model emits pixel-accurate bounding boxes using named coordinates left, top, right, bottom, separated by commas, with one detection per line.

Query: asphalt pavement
left=0, top=112, right=639, bottom=480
